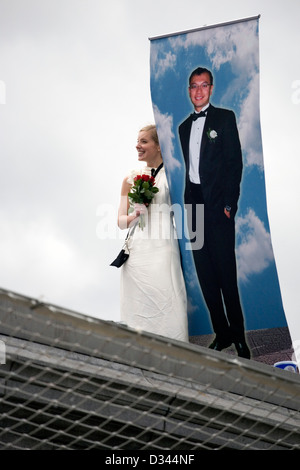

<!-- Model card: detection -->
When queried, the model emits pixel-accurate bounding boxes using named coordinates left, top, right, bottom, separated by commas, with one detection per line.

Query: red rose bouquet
left=128, top=173, right=159, bottom=229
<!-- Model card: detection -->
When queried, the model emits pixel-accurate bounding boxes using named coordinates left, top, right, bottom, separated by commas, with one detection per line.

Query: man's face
left=188, top=72, right=213, bottom=111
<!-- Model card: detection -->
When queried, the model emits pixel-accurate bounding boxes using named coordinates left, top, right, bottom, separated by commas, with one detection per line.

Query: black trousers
left=189, top=183, right=245, bottom=342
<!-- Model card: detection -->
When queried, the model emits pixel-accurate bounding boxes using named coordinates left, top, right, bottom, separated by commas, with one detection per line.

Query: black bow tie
left=192, top=111, right=207, bottom=120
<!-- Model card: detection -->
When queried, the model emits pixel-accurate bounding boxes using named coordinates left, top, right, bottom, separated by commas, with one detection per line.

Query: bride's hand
left=134, top=203, right=147, bottom=216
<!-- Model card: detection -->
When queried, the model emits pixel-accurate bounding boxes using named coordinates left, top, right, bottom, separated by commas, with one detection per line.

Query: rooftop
left=0, top=287, right=299, bottom=450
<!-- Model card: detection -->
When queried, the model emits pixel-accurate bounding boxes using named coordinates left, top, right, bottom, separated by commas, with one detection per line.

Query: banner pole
left=149, top=14, right=261, bottom=41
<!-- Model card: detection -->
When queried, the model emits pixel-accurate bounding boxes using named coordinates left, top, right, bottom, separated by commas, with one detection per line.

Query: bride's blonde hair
left=139, top=124, right=159, bottom=146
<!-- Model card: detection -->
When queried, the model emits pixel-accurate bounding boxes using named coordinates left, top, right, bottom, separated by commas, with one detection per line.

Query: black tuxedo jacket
left=178, top=104, right=243, bottom=220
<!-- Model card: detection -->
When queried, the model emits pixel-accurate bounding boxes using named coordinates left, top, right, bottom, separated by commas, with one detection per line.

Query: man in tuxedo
left=178, top=67, right=251, bottom=359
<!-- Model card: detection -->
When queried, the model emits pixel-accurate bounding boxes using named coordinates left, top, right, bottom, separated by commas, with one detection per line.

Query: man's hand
left=224, top=207, right=231, bottom=219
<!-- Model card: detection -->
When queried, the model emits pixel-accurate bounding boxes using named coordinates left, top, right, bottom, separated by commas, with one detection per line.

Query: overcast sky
left=0, top=0, right=299, bottom=349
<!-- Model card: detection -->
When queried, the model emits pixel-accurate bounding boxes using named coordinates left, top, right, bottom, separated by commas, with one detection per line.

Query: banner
left=149, top=16, right=295, bottom=366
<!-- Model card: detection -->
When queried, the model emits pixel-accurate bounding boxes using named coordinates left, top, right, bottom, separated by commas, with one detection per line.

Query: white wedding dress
left=120, top=167, right=189, bottom=342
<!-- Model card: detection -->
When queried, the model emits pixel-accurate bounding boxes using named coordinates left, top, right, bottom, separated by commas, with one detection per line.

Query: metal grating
left=0, top=288, right=299, bottom=451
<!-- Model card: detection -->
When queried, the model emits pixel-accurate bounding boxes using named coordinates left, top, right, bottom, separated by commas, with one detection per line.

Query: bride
left=117, top=125, right=189, bottom=342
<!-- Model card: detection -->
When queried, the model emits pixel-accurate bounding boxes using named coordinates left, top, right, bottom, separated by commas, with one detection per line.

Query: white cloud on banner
left=152, top=51, right=177, bottom=80
left=238, top=72, right=264, bottom=170
left=167, top=21, right=258, bottom=75
left=152, top=104, right=181, bottom=173
left=236, top=209, right=274, bottom=282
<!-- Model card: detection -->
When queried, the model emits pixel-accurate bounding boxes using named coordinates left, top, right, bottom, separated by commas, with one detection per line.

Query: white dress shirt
left=189, top=104, right=210, bottom=184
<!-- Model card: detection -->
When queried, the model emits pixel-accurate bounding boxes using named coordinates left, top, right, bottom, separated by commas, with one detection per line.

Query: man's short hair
left=189, top=67, right=213, bottom=86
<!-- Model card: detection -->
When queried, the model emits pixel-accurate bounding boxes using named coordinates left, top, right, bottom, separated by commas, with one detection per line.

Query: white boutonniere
left=207, top=128, right=218, bottom=143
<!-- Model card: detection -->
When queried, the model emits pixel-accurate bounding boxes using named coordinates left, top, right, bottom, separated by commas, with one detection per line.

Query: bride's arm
left=117, top=177, right=138, bottom=229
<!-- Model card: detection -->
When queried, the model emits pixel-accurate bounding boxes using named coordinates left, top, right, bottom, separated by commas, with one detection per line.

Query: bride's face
left=136, top=131, right=160, bottom=165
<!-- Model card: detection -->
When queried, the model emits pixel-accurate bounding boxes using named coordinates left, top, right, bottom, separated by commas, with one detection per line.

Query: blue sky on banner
left=150, top=18, right=287, bottom=335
